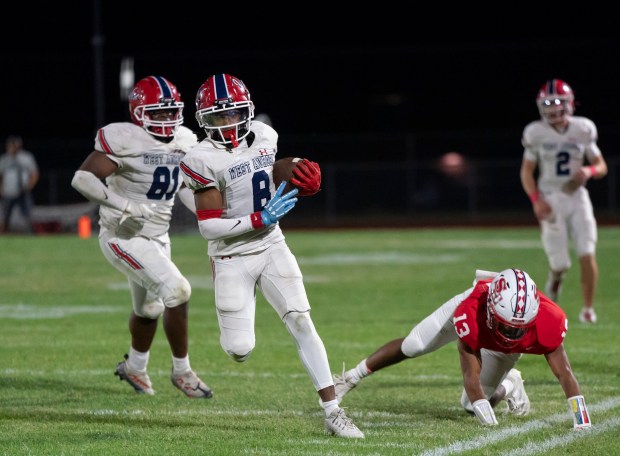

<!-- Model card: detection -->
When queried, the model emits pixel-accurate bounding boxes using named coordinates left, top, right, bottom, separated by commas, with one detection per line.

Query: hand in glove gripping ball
left=291, top=159, right=321, bottom=196
left=261, top=182, right=299, bottom=226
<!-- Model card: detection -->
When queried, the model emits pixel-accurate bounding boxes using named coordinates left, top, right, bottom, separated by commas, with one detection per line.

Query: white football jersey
left=180, top=121, right=285, bottom=256
left=94, top=122, right=198, bottom=238
left=522, top=116, right=602, bottom=194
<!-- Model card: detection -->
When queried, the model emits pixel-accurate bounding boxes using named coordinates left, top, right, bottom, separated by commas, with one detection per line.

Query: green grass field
left=1, top=227, right=619, bottom=455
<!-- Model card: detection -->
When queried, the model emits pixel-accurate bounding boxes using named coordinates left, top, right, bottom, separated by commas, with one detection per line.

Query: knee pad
left=400, top=331, right=424, bottom=358
left=548, top=255, right=571, bottom=272
left=134, top=298, right=165, bottom=319
left=162, top=276, right=191, bottom=309
left=284, top=310, right=313, bottom=331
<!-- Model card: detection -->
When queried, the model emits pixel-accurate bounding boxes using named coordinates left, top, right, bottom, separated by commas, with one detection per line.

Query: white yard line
left=419, top=396, right=620, bottom=456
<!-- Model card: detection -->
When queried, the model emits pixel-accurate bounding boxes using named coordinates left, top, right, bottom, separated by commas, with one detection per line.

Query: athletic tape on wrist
left=567, top=395, right=591, bottom=428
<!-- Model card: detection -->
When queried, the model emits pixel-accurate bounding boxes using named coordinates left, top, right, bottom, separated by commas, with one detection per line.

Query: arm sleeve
left=71, top=170, right=128, bottom=212
left=197, top=213, right=264, bottom=241
left=176, top=186, right=196, bottom=214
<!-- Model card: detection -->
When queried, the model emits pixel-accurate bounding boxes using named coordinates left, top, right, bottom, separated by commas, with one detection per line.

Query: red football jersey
left=454, top=280, right=567, bottom=354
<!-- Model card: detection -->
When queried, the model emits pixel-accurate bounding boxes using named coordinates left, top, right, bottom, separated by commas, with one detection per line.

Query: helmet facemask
left=196, top=104, right=253, bottom=148
left=536, top=79, right=575, bottom=126
left=537, top=97, right=574, bottom=126
left=194, top=74, right=255, bottom=149
left=486, top=304, right=532, bottom=348
left=129, top=76, right=185, bottom=140
left=134, top=103, right=184, bottom=139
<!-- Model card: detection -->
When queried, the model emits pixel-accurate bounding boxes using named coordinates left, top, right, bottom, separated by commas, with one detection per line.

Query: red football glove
left=290, top=159, right=321, bottom=196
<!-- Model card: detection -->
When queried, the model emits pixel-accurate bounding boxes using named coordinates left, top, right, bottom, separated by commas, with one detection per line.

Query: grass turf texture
left=1, top=227, right=619, bottom=455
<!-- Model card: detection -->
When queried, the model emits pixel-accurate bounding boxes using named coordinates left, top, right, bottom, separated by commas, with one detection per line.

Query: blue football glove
left=261, top=181, right=299, bottom=226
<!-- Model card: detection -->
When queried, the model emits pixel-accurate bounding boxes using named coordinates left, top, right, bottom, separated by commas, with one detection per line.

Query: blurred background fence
left=16, top=129, right=620, bottom=234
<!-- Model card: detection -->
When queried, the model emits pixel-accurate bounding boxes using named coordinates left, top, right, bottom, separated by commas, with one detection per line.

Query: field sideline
left=1, top=227, right=618, bottom=455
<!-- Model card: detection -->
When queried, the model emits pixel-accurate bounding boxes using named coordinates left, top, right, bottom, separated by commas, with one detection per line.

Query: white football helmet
left=486, top=268, right=540, bottom=348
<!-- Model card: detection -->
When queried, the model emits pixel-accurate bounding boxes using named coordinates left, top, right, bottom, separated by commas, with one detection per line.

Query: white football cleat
left=505, top=369, right=530, bottom=416
left=324, top=408, right=364, bottom=438
left=579, top=307, right=597, bottom=324
left=114, top=354, right=155, bottom=395
left=171, top=369, right=213, bottom=398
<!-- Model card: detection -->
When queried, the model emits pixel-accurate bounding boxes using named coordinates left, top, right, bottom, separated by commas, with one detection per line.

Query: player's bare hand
left=533, top=200, right=552, bottom=222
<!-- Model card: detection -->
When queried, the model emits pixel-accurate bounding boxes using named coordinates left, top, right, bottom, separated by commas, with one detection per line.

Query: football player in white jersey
left=180, top=73, right=364, bottom=438
left=71, top=76, right=212, bottom=398
left=520, top=79, right=608, bottom=324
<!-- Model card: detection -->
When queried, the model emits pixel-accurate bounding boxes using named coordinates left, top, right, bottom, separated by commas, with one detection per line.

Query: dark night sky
left=4, top=3, right=620, bottom=173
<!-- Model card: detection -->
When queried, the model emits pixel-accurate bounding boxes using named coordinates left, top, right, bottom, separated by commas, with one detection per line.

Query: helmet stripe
left=213, top=74, right=228, bottom=100
left=513, top=268, right=527, bottom=317
left=152, top=76, right=172, bottom=98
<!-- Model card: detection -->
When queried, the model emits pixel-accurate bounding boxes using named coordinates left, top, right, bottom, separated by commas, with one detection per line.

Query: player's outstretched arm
left=458, top=340, right=498, bottom=426
left=545, top=345, right=592, bottom=430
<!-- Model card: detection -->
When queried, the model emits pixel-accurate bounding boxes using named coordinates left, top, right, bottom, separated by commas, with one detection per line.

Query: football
left=273, top=157, right=303, bottom=194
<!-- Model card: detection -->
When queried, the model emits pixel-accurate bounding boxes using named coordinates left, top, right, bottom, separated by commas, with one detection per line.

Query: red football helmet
left=129, top=76, right=184, bottom=139
left=486, top=269, right=540, bottom=348
left=536, top=79, right=575, bottom=125
left=195, top=74, right=255, bottom=148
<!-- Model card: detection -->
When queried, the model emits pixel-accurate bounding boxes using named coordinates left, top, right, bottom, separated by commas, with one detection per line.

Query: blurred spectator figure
left=0, top=135, right=40, bottom=233
left=438, top=151, right=470, bottom=185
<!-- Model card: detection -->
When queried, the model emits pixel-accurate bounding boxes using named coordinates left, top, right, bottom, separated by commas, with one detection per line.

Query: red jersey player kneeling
left=332, top=268, right=592, bottom=430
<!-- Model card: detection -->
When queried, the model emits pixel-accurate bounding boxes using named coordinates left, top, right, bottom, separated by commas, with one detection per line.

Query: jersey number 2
left=555, top=151, right=571, bottom=176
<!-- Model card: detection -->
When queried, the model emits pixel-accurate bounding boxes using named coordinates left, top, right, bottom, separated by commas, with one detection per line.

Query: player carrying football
left=180, top=73, right=364, bottom=438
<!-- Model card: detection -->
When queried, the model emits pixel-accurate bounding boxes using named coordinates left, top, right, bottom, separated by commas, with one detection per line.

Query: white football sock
left=322, top=399, right=339, bottom=417
left=172, top=355, right=191, bottom=374
left=128, top=347, right=149, bottom=372
left=347, top=359, right=371, bottom=384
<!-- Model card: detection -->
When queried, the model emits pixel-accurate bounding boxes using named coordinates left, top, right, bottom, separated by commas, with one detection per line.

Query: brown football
left=273, top=157, right=303, bottom=194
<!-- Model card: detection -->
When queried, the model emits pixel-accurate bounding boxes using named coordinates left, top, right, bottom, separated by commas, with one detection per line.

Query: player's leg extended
left=540, top=206, right=571, bottom=301
left=211, top=255, right=258, bottom=362
left=101, top=235, right=191, bottom=355
left=572, top=190, right=598, bottom=322
left=258, top=242, right=332, bottom=390
left=259, top=242, right=364, bottom=438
